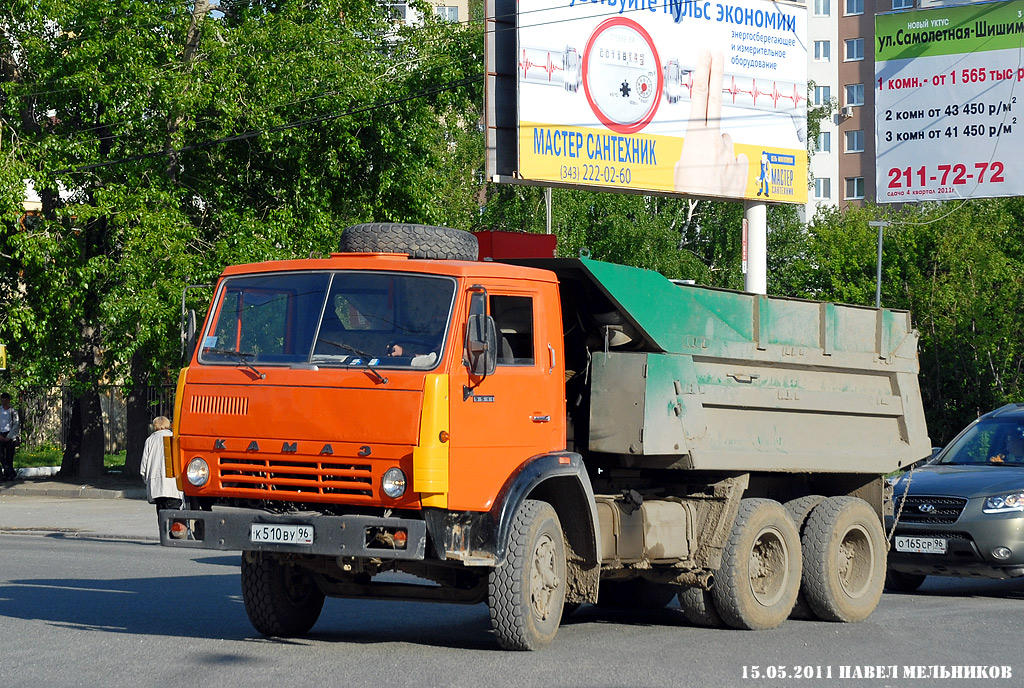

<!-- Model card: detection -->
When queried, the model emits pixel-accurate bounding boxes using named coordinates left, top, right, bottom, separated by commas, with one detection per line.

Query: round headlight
left=186, top=457, right=210, bottom=487
left=382, top=467, right=407, bottom=499
left=1005, top=493, right=1021, bottom=508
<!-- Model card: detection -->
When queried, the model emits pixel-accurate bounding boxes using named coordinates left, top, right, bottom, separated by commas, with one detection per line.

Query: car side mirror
left=465, top=314, right=497, bottom=377
left=183, top=309, right=199, bottom=363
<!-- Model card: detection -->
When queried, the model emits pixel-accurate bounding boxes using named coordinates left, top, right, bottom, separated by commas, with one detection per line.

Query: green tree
left=1, top=0, right=484, bottom=476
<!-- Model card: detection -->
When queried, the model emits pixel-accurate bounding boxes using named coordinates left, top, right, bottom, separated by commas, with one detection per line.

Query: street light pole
left=868, top=221, right=889, bottom=308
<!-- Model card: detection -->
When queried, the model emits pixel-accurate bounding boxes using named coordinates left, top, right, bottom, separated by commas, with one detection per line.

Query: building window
left=892, top=0, right=913, bottom=9
left=389, top=2, right=408, bottom=21
left=846, top=0, right=864, bottom=15
left=814, top=41, right=831, bottom=62
left=435, top=6, right=458, bottom=22
left=814, top=0, right=830, bottom=16
left=814, top=178, right=832, bottom=199
left=845, top=83, right=865, bottom=107
left=845, top=177, right=865, bottom=200
left=845, top=130, right=865, bottom=153
left=815, top=131, right=831, bottom=153
left=813, top=85, right=831, bottom=106
left=845, top=38, right=864, bottom=61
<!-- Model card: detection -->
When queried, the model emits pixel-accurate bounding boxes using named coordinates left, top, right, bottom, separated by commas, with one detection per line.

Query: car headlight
left=983, top=490, right=1024, bottom=513
left=186, top=457, right=210, bottom=487
left=381, top=467, right=407, bottom=499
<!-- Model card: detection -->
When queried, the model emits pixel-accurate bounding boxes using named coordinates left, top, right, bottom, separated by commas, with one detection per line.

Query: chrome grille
left=894, top=495, right=967, bottom=524
left=218, top=455, right=373, bottom=497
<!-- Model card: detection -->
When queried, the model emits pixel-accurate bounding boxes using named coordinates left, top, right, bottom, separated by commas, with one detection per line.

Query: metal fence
left=18, top=385, right=175, bottom=454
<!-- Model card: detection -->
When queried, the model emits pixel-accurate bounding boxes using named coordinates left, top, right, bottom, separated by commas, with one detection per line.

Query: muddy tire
left=802, top=497, right=887, bottom=622
left=597, top=579, right=678, bottom=609
left=338, top=222, right=478, bottom=261
left=678, top=587, right=726, bottom=628
left=241, top=552, right=325, bottom=637
left=784, top=495, right=826, bottom=620
left=884, top=570, right=926, bottom=593
left=711, top=498, right=802, bottom=630
left=488, top=500, right=566, bottom=650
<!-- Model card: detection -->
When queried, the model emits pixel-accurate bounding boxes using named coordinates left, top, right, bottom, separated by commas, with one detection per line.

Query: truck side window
left=490, top=295, right=534, bottom=366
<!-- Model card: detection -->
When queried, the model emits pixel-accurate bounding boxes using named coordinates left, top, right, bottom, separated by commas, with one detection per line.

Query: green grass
left=15, top=444, right=126, bottom=471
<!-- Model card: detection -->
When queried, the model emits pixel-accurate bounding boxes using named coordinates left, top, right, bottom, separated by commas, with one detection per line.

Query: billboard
left=875, top=1, right=1024, bottom=203
left=486, top=0, right=808, bottom=203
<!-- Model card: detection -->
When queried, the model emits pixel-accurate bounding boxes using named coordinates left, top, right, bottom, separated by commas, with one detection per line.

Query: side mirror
left=465, top=314, right=497, bottom=377
left=183, top=309, right=199, bottom=363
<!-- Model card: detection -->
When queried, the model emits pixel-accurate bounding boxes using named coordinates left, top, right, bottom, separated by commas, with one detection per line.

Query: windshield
left=199, top=271, right=456, bottom=370
left=937, top=418, right=1024, bottom=466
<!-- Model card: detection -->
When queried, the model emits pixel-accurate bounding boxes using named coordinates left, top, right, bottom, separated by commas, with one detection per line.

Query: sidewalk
left=0, top=467, right=146, bottom=500
left=0, top=469, right=157, bottom=540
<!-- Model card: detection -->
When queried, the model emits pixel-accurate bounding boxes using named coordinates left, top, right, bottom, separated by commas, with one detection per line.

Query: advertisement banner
left=875, top=1, right=1024, bottom=203
left=516, top=0, right=808, bottom=203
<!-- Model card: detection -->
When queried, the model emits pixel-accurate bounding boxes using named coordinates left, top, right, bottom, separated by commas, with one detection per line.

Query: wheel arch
left=494, top=452, right=601, bottom=604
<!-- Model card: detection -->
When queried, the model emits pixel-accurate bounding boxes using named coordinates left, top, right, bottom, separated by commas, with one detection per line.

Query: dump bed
left=519, top=257, right=931, bottom=474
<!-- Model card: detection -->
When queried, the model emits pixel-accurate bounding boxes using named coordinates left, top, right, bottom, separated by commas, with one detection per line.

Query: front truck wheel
left=241, top=551, right=325, bottom=636
left=711, top=499, right=802, bottom=630
left=488, top=500, right=567, bottom=650
left=801, top=497, right=887, bottom=622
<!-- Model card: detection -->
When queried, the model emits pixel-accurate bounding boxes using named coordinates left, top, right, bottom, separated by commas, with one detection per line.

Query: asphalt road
left=1, top=497, right=1022, bottom=687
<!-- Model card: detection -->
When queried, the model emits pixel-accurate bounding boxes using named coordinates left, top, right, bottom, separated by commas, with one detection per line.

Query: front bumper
left=886, top=507, right=1024, bottom=579
left=158, top=507, right=427, bottom=560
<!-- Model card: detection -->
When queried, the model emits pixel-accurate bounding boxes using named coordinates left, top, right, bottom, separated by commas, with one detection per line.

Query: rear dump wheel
left=884, top=570, right=927, bottom=593
left=711, top=498, right=802, bottom=630
left=488, top=500, right=567, bottom=650
left=241, top=551, right=325, bottom=637
left=678, top=586, right=725, bottom=628
left=801, top=496, right=887, bottom=622
left=784, top=495, right=826, bottom=620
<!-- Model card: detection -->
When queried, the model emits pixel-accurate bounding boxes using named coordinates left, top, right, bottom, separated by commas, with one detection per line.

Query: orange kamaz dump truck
left=160, top=223, right=930, bottom=649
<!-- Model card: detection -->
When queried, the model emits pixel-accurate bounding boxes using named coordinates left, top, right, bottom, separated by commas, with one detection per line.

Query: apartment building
left=391, top=1, right=471, bottom=25
left=806, top=0, right=986, bottom=217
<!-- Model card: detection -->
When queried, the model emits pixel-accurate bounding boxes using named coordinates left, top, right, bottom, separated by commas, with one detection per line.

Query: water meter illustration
left=519, top=17, right=807, bottom=141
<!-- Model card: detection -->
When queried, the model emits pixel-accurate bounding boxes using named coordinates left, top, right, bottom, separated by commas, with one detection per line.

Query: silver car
left=886, top=403, right=1024, bottom=592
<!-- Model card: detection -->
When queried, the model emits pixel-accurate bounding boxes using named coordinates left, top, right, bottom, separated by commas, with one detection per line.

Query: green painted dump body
left=522, top=257, right=931, bottom=475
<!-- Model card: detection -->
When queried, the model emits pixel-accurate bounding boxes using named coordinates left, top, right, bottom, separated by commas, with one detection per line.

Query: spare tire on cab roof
left=338, top=223, right=478, bottom=261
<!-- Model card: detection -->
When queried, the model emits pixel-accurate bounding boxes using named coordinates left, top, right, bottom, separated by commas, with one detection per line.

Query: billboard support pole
left=743, top=201, right=767, bottom=295
left=545, top=187, right=552, bottom=235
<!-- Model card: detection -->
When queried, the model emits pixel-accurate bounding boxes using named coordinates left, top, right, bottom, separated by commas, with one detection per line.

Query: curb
left=0, top=483, right=147, bottom=500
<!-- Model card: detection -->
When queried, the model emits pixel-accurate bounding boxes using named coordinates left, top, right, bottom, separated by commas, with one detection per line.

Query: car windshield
left=937, top=418, right=1024, bottom=466
left=198, top=271, right=456, bottom=370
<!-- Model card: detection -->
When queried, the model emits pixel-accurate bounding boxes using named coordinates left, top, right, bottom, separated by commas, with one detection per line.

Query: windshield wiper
left=316, top=337, right=388, bottom=384
left=203, top=347, right=266, bottom=379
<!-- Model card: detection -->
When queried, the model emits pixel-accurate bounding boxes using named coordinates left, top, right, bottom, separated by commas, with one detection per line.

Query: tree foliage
left=1, top=0, right=482, bottom=475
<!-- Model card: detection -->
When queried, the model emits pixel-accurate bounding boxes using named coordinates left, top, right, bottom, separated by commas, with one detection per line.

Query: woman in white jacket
left=139, top=416, right=183, bottom=514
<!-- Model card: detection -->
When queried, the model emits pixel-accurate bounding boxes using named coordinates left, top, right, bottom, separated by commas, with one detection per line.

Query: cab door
left=446, top=282, right=565, bottom=511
